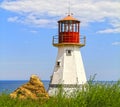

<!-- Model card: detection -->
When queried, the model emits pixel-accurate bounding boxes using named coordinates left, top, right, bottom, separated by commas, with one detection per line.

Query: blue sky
left=0, top=0, right=120, bottom=81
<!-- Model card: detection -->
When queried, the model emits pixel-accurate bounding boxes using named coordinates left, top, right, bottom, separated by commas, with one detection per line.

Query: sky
left=0, top=0, right=120, bottom=81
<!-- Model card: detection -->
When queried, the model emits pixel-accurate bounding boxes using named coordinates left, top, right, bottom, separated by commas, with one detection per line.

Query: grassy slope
left=0, top=80, right=120, bottom=107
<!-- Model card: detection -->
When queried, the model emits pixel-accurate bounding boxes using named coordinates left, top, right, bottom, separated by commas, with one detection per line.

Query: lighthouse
left=48, top=14, right=87, bottom=96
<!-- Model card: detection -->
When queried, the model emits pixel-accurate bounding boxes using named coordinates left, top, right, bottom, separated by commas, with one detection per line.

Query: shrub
left=0, top=80, right=120, bottom=107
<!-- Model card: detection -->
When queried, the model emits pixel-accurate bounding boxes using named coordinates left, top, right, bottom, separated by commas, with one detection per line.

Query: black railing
left=52, top=35, right=86, bottom=46
left=52, top=35, right=59, bottom=44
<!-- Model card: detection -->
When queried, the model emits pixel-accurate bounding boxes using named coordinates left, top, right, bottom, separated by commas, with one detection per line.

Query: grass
left=0, top=80, right=120, bottom=107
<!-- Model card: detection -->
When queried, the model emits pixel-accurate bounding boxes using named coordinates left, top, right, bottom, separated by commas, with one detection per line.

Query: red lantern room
left=53, top=15, right=86, bottom=47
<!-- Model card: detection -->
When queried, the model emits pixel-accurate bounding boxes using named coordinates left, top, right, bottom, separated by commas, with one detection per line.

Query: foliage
left=0, top=80, right=120, bottom=107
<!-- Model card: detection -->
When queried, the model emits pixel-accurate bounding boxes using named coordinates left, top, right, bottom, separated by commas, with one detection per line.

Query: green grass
left=0, top=80, right=120, bottom=107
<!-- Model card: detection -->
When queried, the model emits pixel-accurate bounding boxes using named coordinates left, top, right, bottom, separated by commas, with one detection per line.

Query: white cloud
left=97, top=28, right=120, bottom=34
left=8, top=16, right=19, bottom=22
left=23, top=14, right=56, bottom=27
left=0, top=0, right=120, bottom=33
left=30, top=30, right=38, bottom=34
left=112, top=42, right=120, bottom=46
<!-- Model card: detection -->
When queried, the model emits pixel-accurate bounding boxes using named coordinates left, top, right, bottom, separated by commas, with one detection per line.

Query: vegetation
left=0, top=80, right=120, bottom=107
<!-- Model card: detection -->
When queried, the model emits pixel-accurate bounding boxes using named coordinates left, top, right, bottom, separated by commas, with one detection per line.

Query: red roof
left=58, top=15, right=80, bottom=22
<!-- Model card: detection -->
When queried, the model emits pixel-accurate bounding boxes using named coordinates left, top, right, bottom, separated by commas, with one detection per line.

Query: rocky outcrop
left=10, top=75, right=49, bottom=99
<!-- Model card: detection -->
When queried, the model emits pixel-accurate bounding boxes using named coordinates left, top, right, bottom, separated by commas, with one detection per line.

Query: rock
left=10, top=75, right=49, bottom=100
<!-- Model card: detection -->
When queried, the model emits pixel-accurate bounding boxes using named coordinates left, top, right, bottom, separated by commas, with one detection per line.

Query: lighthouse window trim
left=66, top=50, right=72, bottom=56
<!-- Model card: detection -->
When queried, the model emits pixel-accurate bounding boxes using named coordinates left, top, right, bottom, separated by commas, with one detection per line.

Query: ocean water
left=0, top=80, right=50, bottom=93
left=0, top=80, right=117, bottom=94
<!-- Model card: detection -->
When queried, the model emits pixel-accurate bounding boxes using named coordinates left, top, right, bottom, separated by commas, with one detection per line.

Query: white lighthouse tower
left=48, top=14, right=87, bottom=96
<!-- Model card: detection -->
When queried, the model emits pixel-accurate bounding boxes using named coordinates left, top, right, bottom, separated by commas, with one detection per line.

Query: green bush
left=0, top=80, right=120, bottom=107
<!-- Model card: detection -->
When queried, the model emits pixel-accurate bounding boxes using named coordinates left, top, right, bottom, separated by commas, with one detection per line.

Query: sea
left=0, top=80, right=50, bottom=94
left=0, top=80, right=117, bottom=94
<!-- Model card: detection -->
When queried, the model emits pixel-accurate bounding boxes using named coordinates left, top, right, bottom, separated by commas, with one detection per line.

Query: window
left=66, top=50, right=72, bottom=56
left=56, top=61, right=60, bottom=67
